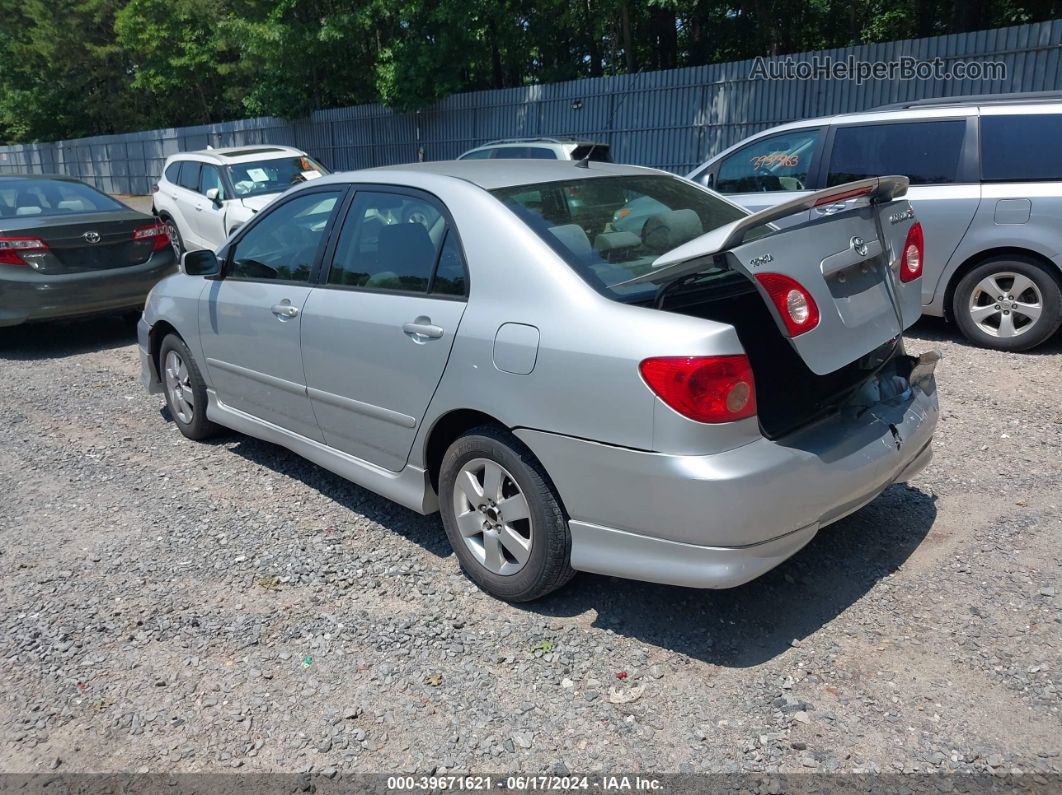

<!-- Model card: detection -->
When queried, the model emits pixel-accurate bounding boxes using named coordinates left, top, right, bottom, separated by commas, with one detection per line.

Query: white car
left=152, top=146, right=329, bottom=255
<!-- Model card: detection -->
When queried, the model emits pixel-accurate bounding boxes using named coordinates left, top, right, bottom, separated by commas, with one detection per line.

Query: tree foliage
left=0, top=0, right=1058, bottom=143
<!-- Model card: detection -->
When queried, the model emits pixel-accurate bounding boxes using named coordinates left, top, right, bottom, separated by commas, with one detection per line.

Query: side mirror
left=205, top=187, right=223, bottom=206
left=181, top=249, right=220, bottom=277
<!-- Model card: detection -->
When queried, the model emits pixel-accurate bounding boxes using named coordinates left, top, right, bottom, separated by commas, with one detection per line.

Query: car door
left=170, top=160, right=206, bottom=249
left=191, top=163, right=229, bottom=249
left=696, top=127, right=825, bottom=227
left=301, top=187, right=469, bottom=472
left=198, top=187, right=346, bottom=442
left=821, top=117, right=980, bottom=306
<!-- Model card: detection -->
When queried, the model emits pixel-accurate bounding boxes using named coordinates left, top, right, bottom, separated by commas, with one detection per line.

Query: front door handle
left=403, top=317, right=444, bottom=340
left=271, top=302, right=299, bottom=319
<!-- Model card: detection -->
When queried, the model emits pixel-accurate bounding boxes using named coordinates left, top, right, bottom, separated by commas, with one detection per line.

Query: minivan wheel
left=953, top=257, right=1062, bottom=351
left=439, top=426, right=575, bottom=602
left=159, top=333, right=220, bottom=440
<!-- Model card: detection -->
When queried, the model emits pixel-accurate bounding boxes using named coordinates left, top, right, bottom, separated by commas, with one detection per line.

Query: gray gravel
left=0, top=315, right=1059, bottom=775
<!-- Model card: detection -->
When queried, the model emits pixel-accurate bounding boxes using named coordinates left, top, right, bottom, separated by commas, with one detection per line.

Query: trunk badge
left=850, top=236, right=868, bottom=257
left=83, top=231, right=101, bottom=243
left=749, top=253, right=774, bottom=267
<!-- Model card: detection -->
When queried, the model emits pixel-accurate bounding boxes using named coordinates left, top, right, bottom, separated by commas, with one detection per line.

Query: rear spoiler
left=618, top=175, right=910, bottom=287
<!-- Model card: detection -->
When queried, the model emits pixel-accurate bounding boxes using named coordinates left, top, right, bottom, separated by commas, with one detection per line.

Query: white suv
left=152, top=146, right=329, bottom=255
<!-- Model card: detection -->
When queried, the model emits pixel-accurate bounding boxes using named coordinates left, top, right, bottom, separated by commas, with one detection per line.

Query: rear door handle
left=403, top=318, right=444, bottom=340
left=271, top=302, right=299, bottom=319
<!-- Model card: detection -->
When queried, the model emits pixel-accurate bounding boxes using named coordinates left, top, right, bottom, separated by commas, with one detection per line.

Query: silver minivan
left=687, top=92, right=1062, bottom=350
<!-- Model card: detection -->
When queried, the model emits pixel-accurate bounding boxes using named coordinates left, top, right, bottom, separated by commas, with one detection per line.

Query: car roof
left=361, top=159, right=657, bottom=190
left=169, top=145, right=306, bottom=164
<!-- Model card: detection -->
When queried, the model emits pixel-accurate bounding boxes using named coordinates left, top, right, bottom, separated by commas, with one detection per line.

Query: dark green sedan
left=0, top=175, right=176, bottom=327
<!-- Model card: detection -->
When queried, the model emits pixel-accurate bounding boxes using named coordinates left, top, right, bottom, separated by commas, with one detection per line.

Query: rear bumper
left=515, top=357, right=938, bottom=589
left=0, top=251, right=176, bottom=327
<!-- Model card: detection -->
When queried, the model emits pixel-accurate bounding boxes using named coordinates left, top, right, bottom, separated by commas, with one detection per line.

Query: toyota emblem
left=83, top=231, right=101, bottom=244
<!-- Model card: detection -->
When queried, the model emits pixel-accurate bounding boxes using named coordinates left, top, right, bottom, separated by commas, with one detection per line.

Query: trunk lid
left=628, top=176, right=922, bottom=375
left=6, top=210, right=159, bottom=274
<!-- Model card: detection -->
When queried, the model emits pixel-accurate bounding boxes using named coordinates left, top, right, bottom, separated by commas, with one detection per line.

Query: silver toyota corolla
left=138, top=160, right=939, bottom=602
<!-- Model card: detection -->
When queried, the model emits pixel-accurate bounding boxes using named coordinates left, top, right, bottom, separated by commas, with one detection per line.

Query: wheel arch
left=148, top=319, right=182, bottom=377
left=943, top=246, right=1062, bottom=322
left=423, top=409, right=509, bottom=493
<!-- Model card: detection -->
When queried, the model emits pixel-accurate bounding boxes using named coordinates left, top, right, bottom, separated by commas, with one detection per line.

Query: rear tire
left=952, top=256, right=1062, bottom=351
left=159, top=333, right=220, bottom=441
left=162, top=216, right=184, bottom=261
left=439, top=426, right=575, bottom=602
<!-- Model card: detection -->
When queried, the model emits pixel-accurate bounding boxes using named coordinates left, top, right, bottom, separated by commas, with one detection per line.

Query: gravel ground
left=0, top=315, right=1059, bottom=777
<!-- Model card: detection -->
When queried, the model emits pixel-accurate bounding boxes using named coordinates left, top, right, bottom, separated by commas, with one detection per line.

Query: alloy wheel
left=452, top=457, right=533, bottom=576
left=163, top=350, right=194, bottom=424
left=968, top=271, right=1043, bottom=338
left=165, top=220, right=182, bottom=259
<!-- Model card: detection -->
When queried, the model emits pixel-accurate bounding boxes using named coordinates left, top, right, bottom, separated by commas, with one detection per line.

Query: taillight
left=0, top=236, right=48, bottom=268
left=754, top=273, right=820, bottom=336
left=639, top=356, right=757, bottom=424
left=900, top=222, right=923, bottom=282
left=134, top=223, right=170, bottom=251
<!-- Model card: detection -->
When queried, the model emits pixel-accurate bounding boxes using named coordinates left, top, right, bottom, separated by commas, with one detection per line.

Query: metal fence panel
left=0, top=20, right=1058, bottom=193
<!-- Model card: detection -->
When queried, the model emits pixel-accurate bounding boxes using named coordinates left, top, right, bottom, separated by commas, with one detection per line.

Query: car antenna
left=574, top=143, right=597, bottom=169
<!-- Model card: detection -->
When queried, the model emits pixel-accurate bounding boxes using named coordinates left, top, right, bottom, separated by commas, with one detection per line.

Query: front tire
left=953, top=256, right=1062, bottom=351
left=159, top=333, right=220, bottom=440
left=439, top=426, right=575, bottom=602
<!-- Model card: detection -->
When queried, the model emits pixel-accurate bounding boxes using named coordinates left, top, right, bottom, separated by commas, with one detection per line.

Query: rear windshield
left=490, top=174, right=746, bottom=300
left=0, top=179, right=123, bottom=219
left=226, top=155, right=330, bottom=198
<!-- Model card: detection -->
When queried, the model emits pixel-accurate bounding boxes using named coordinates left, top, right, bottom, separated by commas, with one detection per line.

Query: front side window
left=716, top=129, right=822, bottom=194
left=492, top=147, right=557, bottom=160
left=228, top=190, right=341, bottom=282
left=827, top=120, right=966, bottom=186
left=491, top=174, right=748, bottom=301
left=0, top=179, right=123, bottom=218
left=199, top=164, right=225, bottom=199
left=459, top=149, right=493, bottom=160
left=226, top=155, right=329, bottom=198
left=327, top=191, right=459, bottom=295
left=981, top=114, right=1062, bottom=182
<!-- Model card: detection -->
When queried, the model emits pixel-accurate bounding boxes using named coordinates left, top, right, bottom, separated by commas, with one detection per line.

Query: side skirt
left=206, top=390, right=439, bottom=515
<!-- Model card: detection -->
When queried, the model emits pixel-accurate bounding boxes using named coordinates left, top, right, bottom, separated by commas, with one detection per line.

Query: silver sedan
left=139, top=160, right=938, bottom=601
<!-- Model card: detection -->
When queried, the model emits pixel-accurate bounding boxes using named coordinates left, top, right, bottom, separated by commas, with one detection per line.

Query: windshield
left=0, top=179, right=124, bottom=219
left=226, top=155, right=329, bottom=198
left=490, top=175, right=748, bottom=300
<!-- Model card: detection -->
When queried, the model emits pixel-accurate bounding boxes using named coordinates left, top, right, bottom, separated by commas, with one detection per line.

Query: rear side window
left=228, top=191, right=341, bottom=282
left=459, top=149, right=493, bottom=160
left=827, top=120, right=966, bottom=186
left=981, top=114, right=1062, bottom=182
left=570, top=145, right=612, bottom=163
left=163, top=162, right=181, bottom=183
left=327, top=191, right=460, bottom=296
left=492, top=147, right=557, bottom=160
left=177, top=161, right=201, bottom=191
left=716, top=129, right=822, bottom=193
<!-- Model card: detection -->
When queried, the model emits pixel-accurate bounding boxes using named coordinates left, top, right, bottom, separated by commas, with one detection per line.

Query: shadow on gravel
left=524, top=484, right=938, bottom=668
left=910, top=316, right=1062, bottom=355
left=226, top=435, right=452, bottom=558
left=0, top=315, right=138, bottom=360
